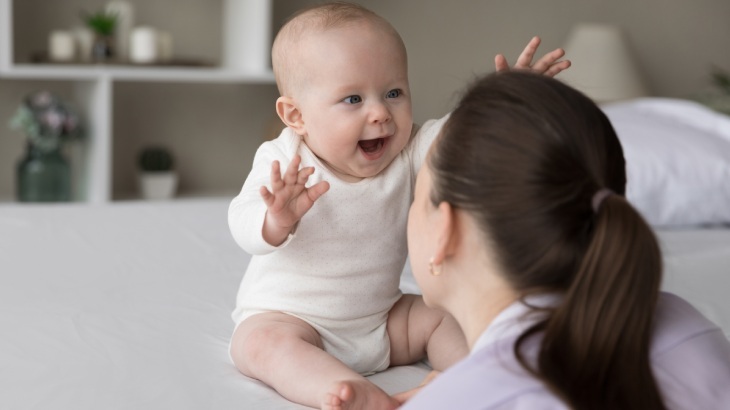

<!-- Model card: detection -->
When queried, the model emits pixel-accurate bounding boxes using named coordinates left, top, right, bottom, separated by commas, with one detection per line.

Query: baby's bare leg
left=231, top=312, right=370, bottom=407
left=386, top=294, right=468, bottom=371
left=231, top=312, right=389, bottom=408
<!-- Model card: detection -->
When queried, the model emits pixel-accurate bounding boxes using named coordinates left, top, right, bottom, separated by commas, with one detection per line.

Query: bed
left=0, top=199, right=430, bottom=410
left=1, top=98, right=729, bottom=409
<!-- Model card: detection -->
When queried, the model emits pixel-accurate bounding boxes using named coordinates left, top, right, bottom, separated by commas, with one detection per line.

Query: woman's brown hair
left=429, top=71, right=665, bottom=409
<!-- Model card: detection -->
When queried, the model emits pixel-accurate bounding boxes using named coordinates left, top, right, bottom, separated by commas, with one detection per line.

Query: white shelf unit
left=0, top=0, right=274, bottom=203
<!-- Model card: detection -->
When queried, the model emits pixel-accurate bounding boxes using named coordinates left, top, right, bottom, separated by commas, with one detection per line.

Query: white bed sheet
left=0, top=199, right=728, bottom=409
left=0, top=199, right=427, bottom=410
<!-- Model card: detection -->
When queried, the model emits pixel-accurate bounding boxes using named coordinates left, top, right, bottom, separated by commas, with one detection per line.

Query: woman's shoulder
left=402, top=340, right=562, bottom=410
left=652, top=291, right=727, bottom=355
left=651, top=292, right=730, bottom=409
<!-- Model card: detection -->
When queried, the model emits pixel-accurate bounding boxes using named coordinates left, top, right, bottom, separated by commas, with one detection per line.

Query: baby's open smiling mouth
left=358, top=137, right=386, bottom=154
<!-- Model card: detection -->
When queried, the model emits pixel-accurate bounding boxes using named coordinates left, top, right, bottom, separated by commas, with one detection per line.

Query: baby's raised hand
left=260, top=155, right=329, bottom=246
left=495, top=36, right=571, bottom=77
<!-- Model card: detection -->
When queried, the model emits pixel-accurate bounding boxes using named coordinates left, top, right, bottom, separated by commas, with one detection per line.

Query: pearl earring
left=429, top=257, right=442, bottom=276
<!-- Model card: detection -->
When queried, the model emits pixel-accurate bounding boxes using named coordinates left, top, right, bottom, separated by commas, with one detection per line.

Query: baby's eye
left=386, top=89, right=402, bottom=99
left=343, top=95, right=362, bottom=104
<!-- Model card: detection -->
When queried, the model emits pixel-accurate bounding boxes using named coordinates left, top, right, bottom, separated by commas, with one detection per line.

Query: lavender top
left=402, top=292, right=730, bottom=409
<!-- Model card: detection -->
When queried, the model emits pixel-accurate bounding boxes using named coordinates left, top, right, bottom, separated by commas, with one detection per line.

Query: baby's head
left=272, top=2, right=413, bottom=182
left=272, top=2, right=406, bottom=98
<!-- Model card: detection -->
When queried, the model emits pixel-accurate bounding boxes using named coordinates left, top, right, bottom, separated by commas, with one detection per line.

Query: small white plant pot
left=139, top=171, right=178, bottom=200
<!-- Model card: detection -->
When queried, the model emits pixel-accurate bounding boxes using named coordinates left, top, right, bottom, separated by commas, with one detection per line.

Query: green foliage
left=138, top=147, right=175, bottom=172
left=711, top=67, right=730, bottom=95
left=81, top=10, right=117, bottom=36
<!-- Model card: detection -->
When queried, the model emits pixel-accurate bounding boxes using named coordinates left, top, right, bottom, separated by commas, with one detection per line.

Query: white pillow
left=601, top=98, right=730, bottom=227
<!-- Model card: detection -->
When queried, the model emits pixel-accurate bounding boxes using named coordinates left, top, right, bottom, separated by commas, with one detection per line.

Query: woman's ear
left=431, top=201, right=458, bottom=266
left=276, top=96, right=306, bottom=135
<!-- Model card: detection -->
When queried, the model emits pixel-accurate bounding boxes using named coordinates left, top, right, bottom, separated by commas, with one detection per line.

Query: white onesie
left=229, top=116, right=446, bottom=375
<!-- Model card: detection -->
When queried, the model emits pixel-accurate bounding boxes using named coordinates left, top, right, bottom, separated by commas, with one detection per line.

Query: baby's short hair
left=272, top=2, right=404, bottom=96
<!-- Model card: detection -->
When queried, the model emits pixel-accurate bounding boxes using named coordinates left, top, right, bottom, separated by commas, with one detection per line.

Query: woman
left=401, top=71, right=730, bottom=409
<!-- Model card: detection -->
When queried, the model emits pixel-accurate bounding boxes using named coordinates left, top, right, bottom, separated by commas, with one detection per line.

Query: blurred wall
left=360, top=0, right=730, bottom=123
left=2, top=0, right=729, bottom=199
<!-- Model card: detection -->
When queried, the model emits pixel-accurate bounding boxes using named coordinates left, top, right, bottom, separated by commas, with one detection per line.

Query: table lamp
left=560, top=23, right=649, bottom=103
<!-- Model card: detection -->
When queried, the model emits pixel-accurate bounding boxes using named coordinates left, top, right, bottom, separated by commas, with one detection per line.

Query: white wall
left=2, top=0, right=729, bottom=198
left=361, top=0, right=730, bottom=123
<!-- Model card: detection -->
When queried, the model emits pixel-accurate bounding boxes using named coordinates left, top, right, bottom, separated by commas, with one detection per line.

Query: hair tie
left=592, top=188, right=614, bottom=213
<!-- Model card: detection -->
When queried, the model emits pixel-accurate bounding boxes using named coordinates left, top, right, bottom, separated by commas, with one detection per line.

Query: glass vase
left=16, top=143, right=71, bottom=202
left=91, top=35, right=114, bottom=62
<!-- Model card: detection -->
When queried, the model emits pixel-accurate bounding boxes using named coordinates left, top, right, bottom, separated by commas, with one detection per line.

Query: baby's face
left=294, top=22, right=413, bottom=181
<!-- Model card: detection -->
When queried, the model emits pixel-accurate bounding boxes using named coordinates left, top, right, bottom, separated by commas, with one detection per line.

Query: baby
left=228, top=3, right=569, bottom=409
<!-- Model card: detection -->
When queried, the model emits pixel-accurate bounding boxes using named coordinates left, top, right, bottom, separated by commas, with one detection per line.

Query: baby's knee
left=231, top=315, right=322, bottom=374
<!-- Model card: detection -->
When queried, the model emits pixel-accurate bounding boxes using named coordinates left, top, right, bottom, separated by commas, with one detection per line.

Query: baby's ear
left=276, top=96, right=306, bottom=135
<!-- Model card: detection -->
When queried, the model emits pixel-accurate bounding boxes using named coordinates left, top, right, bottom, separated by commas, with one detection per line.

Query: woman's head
left=428, top=70, right=628, bottom=294
left=412, top=71, right=665, bottom=409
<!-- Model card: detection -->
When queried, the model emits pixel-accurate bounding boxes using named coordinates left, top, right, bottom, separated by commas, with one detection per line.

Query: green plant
left=81, top=10, right=117, bottom=36
left=711, top=66, right=730, bottom=95
left=138, top=147, right=174, bottom=172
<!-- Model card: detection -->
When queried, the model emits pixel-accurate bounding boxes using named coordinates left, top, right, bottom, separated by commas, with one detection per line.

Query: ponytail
left=516, top=195, right=665, bottom=409
left=431, top=71, right=668, bottom=409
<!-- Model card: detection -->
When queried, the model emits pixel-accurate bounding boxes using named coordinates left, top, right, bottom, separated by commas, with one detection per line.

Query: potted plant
left=81, top=9, right=117, bottom=62
left=138, top=146, right=178, bottom=200
left=8, top=91, right=84, bottom=202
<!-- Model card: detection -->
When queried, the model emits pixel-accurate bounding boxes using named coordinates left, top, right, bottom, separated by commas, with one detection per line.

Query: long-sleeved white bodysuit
left=229, top=116, right=446, bottom=375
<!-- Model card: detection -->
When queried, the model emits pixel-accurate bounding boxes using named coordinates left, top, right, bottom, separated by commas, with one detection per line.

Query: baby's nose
left=369, top=102, right=391, bottom=123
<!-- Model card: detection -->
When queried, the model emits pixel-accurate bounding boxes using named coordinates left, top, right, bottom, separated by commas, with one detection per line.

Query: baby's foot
left=321, top=379, right=399, bottom=410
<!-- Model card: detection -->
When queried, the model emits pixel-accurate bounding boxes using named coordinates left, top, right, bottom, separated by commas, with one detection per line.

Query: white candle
left=130, top=27, right=158, bottom=64
left=49, top=30, right=76, bottom=62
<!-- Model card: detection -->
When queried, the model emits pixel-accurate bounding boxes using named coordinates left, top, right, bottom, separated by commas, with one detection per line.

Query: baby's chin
left=329, top=162, right=391, bottom=183
left=338, top=168, right=383, bottom=183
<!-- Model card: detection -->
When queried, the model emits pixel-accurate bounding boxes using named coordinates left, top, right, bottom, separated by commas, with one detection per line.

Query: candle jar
left=49, top=30, right=76, bottom=62
left=130, top=27, right=158, bottom=64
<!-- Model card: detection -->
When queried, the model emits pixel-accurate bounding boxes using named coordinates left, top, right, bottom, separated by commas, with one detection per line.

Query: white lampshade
left=560, top=23, right=648, bottom=103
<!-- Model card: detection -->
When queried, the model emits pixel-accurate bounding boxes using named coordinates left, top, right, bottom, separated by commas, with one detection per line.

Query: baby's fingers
left=514, top=36, right=541, bottom=69
left=543, top=59, right=571, bottom=77
left=531, top=47, right=567, bottom=74
left=283, top=155, right=302, bottom=187
left=297, top=166, right=316, bottom=186
left=260, top=185, right=275, bottom=207
left=306, top=180, right=330, bottom=203
left=495, top=54, right=509, bottom=72
left=269, top=160, right=284, bottom=192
